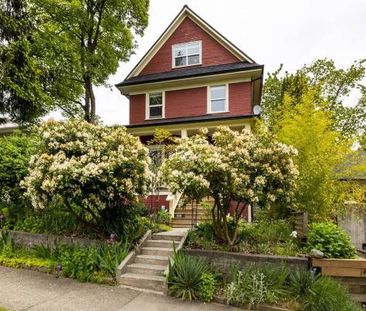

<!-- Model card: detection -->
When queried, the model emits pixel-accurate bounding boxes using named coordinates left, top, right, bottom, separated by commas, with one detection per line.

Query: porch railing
left=166, top=192, right=182, bottom=218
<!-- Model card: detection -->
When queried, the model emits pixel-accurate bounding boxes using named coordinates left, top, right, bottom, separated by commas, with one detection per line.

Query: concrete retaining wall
left=184, top=249, right=308, bottom=274
left=9, top=231, right=100, bottom=248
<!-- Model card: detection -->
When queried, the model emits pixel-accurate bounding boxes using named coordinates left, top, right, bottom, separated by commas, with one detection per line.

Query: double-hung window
left=172, top=41, right=202, bottom=68
left=209, top=85, right=227, bottom=113
left=147, top=92, right=164, bottom=119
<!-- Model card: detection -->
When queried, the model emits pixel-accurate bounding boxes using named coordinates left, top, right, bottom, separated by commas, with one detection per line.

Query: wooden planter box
left=312, top=258, right=366, bottom=277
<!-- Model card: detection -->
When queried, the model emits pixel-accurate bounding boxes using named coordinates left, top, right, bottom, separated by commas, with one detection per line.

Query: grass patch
left=0, top=255, right=56, bottom=272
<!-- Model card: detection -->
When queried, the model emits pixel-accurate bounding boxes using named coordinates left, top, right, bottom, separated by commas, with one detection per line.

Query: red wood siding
left=165, top=87, right=207, bottom=118
left=129, top=82, right=252, bottom=125
left=140, top=17, right=240, bottom=76
left=229, top=82, right=252, bottom=115
left=129, top=94, right=145, bottom=124
left=141, top=195, right=168, bottom=214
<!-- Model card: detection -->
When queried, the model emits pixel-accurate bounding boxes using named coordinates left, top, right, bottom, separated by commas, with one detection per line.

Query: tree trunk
left=89, top=82, right=96, bottom=123
left=84, top=77, right=90, bottom=122
left=83, top=75, right=96, bottom=123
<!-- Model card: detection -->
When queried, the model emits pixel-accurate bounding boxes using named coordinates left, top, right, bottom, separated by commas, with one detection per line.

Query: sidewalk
left=0, top=266, right=239, bottom=311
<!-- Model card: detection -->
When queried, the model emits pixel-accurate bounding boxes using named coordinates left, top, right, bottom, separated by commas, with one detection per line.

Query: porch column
left=247, top=204, right=252, bottom=223
left=181, top=129, right=188, bottom=138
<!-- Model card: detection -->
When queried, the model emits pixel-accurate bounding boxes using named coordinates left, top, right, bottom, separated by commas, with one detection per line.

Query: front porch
left=128, top=116, right=255, bottom=227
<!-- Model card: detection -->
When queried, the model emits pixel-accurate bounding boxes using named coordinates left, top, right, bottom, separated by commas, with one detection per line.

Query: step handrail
left=166, top=192, right=182, bottom=218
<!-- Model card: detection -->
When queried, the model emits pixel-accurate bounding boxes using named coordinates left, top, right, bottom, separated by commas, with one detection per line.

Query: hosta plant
left=306, top=222, right=355, bottom=258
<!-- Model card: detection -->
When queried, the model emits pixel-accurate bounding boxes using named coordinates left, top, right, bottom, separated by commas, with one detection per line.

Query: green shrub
left=288, top=269, right=362, bottom=311
left=0, top=131, right=37, bottom=225
left=198, top=272, right=215, bottom=302
left=22, top=121, right=152, bottom=238
left=187, top=220, right=302, bottom=256
left=237, top=220, right=292, bottom=245
left=227, top=263, right=289, bottom=309
left=13, top=208, right=79, bottom=236
left=167, top=250, right=213, bottom=301
left=96, top=241, right=129, bottom=277
left=0, top=230, right=14, bottom=256
left=155, top=209, right=171, bottom=225
left=58, top=241, right=129, bottom=282
left=0, top=230, right=129, bottom=284
left=306, top=222, right=356, bottom=258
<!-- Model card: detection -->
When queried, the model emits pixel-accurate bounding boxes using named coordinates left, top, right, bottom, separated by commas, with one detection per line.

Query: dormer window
left=146, top=92, right=164, bottom=119
left=172, top=41, right=202, bottom=68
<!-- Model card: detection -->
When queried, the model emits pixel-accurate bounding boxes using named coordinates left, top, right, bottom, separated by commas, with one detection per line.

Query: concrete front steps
left=118, top=229, right=187, bottom=294
left=171, top=204, right=212, bottom=228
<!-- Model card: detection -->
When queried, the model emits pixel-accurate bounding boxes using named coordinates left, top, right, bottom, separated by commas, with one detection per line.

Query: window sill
left=207, top=111, right=230, bottom=114
left=172, top=63, right=202, bottom=69
left=145, top=117, right=165, bottom=121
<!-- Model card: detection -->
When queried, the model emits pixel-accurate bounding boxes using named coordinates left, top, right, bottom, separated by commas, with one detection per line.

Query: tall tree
left=274, top=90, right=351, bottom=220
left=0, top=0, right=47, bottom=124
left=262, top=59, right=366, bottom=139
left=0, top=0, right=84, bottom=124
left=32, top=0, right=149, bottom=123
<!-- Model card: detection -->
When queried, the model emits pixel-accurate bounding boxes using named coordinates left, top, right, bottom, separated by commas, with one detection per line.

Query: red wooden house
left=116, top=5, right=263, bottom=226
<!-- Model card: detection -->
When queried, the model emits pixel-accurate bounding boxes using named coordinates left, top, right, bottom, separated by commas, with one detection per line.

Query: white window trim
left=145, top=91, right=165, bottom=120
left=207, top=84, right=229, bottom=114
left=172, top=40, right=202, bottom=69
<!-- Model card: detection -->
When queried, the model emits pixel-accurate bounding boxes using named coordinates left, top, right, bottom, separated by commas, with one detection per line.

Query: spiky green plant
left=167, top=250, right=210, bottom=301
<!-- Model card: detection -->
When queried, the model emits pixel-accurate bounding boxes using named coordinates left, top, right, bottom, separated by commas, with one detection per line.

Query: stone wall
left=9, top=231, right=100, bottom=248
left=184, top=249, right=308, bottom=274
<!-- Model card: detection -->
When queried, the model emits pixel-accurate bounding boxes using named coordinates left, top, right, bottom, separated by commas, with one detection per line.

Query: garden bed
left=184, top=249, right=308, bottom=275
left=0, top=230, right=127, bottom=285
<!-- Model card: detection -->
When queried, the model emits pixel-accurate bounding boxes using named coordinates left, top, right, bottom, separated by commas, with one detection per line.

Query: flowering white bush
left=22, top=120, right=151, bottom=236
left=161, top=126, right=299, bottom=246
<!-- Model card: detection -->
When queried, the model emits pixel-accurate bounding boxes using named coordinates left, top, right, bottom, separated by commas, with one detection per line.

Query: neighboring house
left=115, top=5, right=264, bottom=223
left=337, top=151, right=366, bottom=249
left=0, top=123, right=18, bottom=136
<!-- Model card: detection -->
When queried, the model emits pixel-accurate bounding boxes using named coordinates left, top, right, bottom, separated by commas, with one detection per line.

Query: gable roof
left=126, top=5, right=255, bottom=79
left=337, top=150, right=366, bottom=181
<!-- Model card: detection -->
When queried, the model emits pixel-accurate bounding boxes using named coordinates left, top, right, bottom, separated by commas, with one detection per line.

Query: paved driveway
left=0, top=266, right=239, bottom=311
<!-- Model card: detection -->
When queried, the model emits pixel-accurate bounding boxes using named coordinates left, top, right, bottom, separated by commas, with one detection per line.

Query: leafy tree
left=0, top=131, right=37, bottom=223
left=262, top=59, right=366, bottom=138
left=275, top=90, right=351, bottom=219
left=161, top=127, right=298, bottom=247
left=0, top=0, right=84, bottom=124
left=22, top=120, right=151, bottom=237
left=1, top=0, right=149, bottom=124
left=31, top=0, right=149, bottom=122
left=0, top=0, right=48, bottom=124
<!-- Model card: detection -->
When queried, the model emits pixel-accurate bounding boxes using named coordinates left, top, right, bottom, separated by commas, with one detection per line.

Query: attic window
left=172, top=41, right=202, bottom=68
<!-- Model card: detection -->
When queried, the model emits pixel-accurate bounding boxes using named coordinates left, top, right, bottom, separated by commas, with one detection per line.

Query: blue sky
left=90, top=0, right=366, bottom=125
